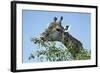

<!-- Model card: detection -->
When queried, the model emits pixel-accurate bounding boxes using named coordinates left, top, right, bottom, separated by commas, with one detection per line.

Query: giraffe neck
left=62, top=32, right=83, bottom=59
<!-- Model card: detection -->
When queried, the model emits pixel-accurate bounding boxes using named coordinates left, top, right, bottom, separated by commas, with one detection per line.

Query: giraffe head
left=40, top=16, right=83, bottom=58
left=40, top=16, right=68, bottom=42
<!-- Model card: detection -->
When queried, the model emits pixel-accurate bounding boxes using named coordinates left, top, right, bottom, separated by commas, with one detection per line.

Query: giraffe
left=40, top=16, right=83, bottom=59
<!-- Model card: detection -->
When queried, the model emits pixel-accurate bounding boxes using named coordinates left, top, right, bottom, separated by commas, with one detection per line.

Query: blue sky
left=22, top=10, right=91, bottom=63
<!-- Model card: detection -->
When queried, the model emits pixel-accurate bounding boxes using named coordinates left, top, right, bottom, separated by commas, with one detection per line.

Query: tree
left=29, top=37, right=90, bottom=62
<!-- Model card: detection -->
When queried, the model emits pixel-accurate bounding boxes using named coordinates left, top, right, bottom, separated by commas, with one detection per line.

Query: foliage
left=66, top=40, right=91, bottom=60
left=29, top=38, right=90, bottom=62
left=75, top=48, right=91, bottom=60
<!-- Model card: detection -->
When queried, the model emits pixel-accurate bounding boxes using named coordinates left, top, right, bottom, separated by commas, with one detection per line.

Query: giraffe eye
left=56, top=28, right=61, bottom=32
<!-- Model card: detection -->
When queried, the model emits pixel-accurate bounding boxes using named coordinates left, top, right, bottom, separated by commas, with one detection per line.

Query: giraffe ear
left=64, top=25, right=71, bottom=32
